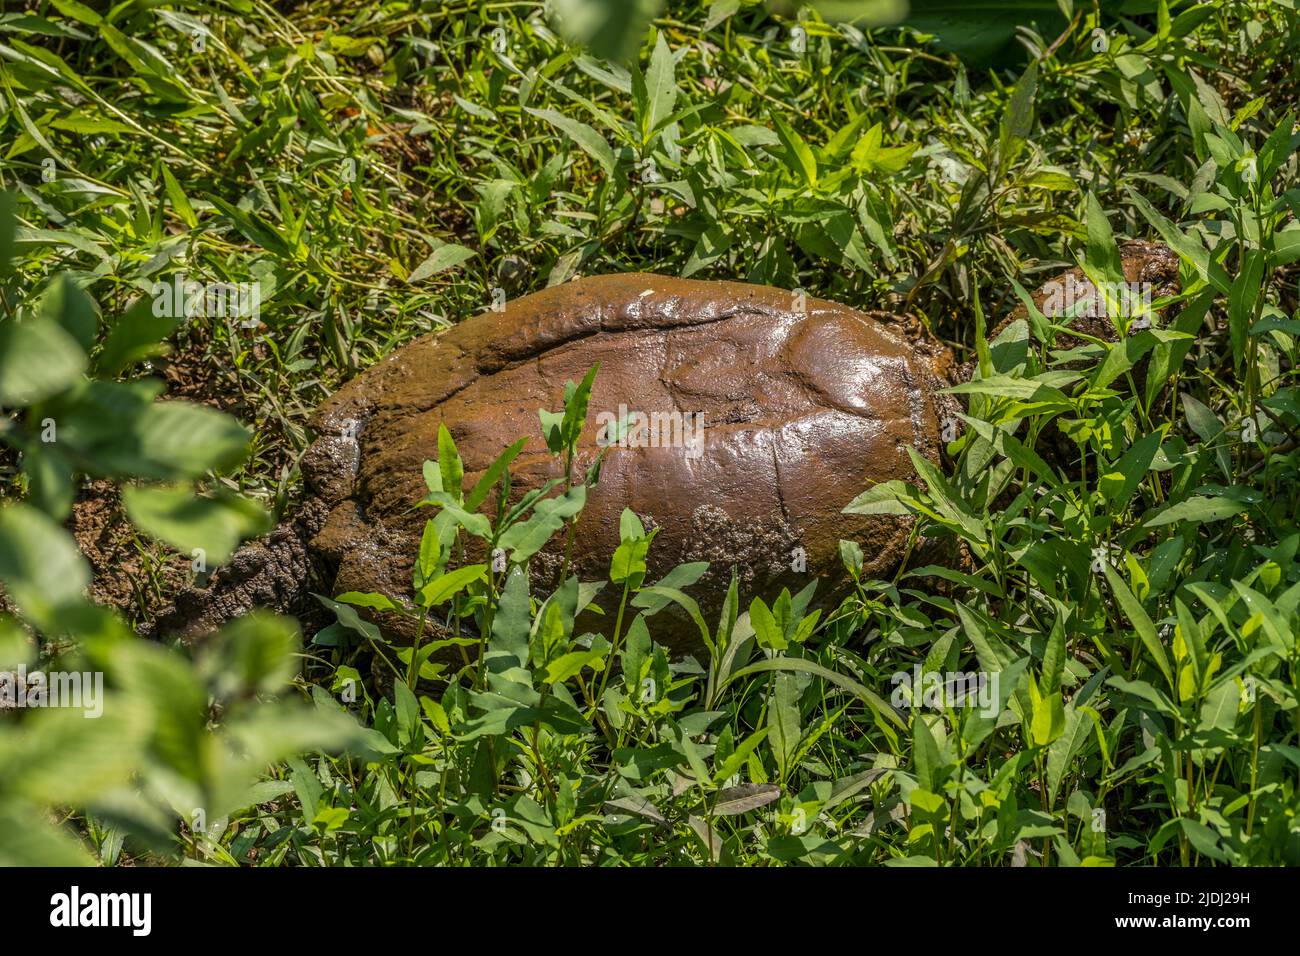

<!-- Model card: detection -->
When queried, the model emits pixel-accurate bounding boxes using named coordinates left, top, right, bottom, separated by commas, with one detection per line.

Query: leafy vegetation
left=1, top=0, right=1298, bottom=865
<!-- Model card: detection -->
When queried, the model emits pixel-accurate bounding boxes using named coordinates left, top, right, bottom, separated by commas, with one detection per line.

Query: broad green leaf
left=641, top=31, right=677, bottom=141
left=713, top=783, right=781, bottom=816
left=210, top=612, right=301, bottom=696
left=122, top=484, right=270, bottom=565
left=0, top=316, right=86, bottom=406
left=610, top=534, right=652, bottom=587
left=0, top=503, right=89, bottom=630
left=1142, top=495, right=1250, bottom=528
left=912, top=714, right=943, bottom=792
left=160, top=163, right=197, bottom=228
left=1103, top=562, right=1173, bottom=690
left=749, top=596, right=785, bottom=651
left=465, top=437, right=528, bottom=511
left=408, top=243, right=477, bottom=284
left=95, top=296, right=186, bottom=375
left=544, top=649, right=605, bottom=684
left=437, top=424, right=463, bottom=500
left=1083, top=191, right=1125, bottom=285
left=1046, top=703, right=1090, bottom=801
left=489, top=568, right=532, bottom=667
left=335, top=592, right=399, bottom=612
left=525, top=108, right=617, bottom=176
left=545, top=0, right=661, bottom=62
left=772, top=116, right=818, bottom=188
left=997, top=59, right=1038, bottom=166
left=768, top=671, right=801, bottom=781
left=418, top=564, right=487, bottom=608
left=498, top=484, right=587, bottom=562
left=842, top=479, right=917, bottom=516
left=40, top=274, right=97, bottom=353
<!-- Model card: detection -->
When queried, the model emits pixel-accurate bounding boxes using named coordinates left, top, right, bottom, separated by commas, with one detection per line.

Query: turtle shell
left=301, top=274, right=957, bottom=656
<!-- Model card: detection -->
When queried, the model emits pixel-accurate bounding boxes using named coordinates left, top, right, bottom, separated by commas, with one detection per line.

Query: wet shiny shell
left=301, top=274, right=956, bottom=656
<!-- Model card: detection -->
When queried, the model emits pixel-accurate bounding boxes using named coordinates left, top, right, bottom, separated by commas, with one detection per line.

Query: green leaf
left=1127, top=189, right=1230, bottom=294
left=497, top=485, right=587, bottom=563
left=561, top=365, right=599, bottom=450
left=749, top=596, right=786, bottom=651
left=639, top=585, right=712, bottom=653
left=0, top=802, right=94, bottom=867
left=122, top=485, right=271, bottom=565
left=0, top=316, right=87, bottom=406
left=945, top=374, right=1073, bottom=403
left=315, top=594, right=383, bottom=643
left=206, top=195, right=291, bottom=258
left=335, top=592, right=399, bottom=612
left=631, top=562, right=709, bottom=613
left=100, top=399, right=251, bottom=479
left=610, top=534, right=652, bottom=587
left=1046, top=703, right=1090, bottom=802
left=465, top=437, right=528, bottom=510
left=544, top=649, right=605, bottom=684
left=0, top=190, right=16, bottom=276
left=1197, top=678, right=1239, bottom=737
left=772, top=116, right=818, bottom=188
left=1028, top=674, right=1064, bottom=746
left=419, top=490, right=493, bottom=539
left=525, top=108, right=617, bottom=177
left=997, top=59, right=1038, bottom=167
left=95, top=295, right=186, bottom=376
left=1227, top=249, right=1265, bottom=367
left=160, top=163, right=197, bottom=228
left=1101, top=431, right=1161, bottom=507
left=1083, top=191, right=1125, bottom=286
left=545, top=0, right=662, bottom=62
left=768, top=671, right=801, bottom=781
left=1102, top=562, right=1173, bottom=691
left=413, top=519, right=443, bottom=591
left=418, top=564, right=486, bottom=608
left=209, top=612, right=301, bottom=696
left=437, top=424, right=463, bottom=500
left=641, top=31, right=677, bottom=142
left=842, top=479, right=917, bottom=516
left=40, top=274, right=97, bottom=353
left=713, top=783, right=781, bottom=816
left=408, top=243, right=477, bottom=284
left=538, top=408, right=566, bottom=454
left=23, top=445, right=75, bottom=521
left=0, top=503, right=90, bottom=630
left=489, top=568, right=532, bottom=667
left=619, top=508, right=646, bottom=542
left=1041, top=615, right=1066, bottom=694
left=1142, top=495, right=1250, bottom=528
left=85, top=634, right=209, bottom=785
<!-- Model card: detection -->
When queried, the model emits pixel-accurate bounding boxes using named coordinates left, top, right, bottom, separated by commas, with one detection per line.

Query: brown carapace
left=156, top=244, right=1180, bottom=656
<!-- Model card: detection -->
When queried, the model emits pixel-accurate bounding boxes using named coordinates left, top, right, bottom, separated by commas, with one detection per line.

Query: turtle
left=155, top=243, right=1179, bottom=657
